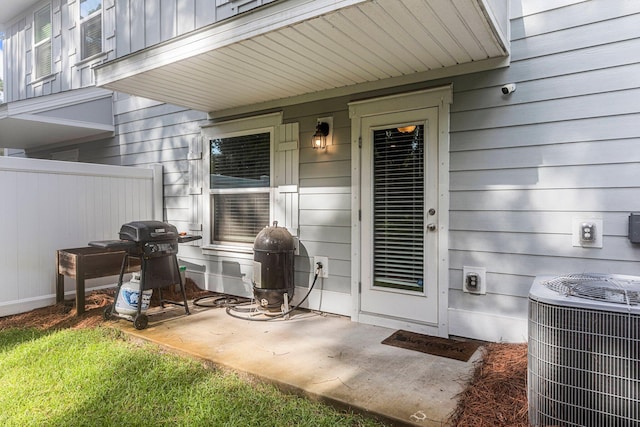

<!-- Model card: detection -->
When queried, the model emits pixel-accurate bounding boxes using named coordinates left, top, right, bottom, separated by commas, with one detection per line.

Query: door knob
left=427, top=223, right=437, bottom=231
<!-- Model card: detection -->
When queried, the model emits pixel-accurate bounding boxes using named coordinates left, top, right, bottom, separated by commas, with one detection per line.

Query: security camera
left=501, top=83, right=516, bottom=95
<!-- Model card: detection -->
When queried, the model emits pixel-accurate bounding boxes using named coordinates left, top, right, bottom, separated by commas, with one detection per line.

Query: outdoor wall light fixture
left=312, top=122, right=330, bottom=149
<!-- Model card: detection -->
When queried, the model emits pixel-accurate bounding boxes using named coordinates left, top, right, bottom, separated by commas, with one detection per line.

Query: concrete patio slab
left=118, top=304, right=481, bottom=426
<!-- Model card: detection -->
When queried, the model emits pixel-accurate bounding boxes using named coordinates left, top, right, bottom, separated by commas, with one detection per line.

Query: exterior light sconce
left=312, top=121, right=330, bottom=149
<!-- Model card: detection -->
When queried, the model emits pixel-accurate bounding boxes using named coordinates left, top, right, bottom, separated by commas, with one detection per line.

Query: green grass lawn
left=0, top=327, right=386, bottom=426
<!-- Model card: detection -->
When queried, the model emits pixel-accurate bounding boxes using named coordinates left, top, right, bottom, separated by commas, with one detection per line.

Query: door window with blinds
left=34, top=5, right=52, bottom=79
left=209, top=132, right=271, bottom=244
left=80, top=0, right=102, bottom=60
left=373, top=125, right=425, bottom=291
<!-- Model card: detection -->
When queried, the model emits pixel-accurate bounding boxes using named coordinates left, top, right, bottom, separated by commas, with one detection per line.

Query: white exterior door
left=349, top=87, right=451, bottom=336
left=361, top=108, right=439, bottom=324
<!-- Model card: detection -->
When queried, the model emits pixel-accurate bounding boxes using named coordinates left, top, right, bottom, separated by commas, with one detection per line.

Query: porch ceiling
left=0, top=88, right=115, bottom=150
left=95, top=0, right=509, bottom=115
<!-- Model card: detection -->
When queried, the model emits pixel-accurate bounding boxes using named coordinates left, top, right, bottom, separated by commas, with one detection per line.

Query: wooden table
left=56, top=247, right=141, bottom=315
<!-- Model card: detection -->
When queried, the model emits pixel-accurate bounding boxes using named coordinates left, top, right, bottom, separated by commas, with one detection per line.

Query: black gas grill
left=89, top=220, right=201, bottom=329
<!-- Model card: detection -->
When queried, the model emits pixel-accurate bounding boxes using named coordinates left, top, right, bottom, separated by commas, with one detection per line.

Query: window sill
left=75, top=51, right=108, bottom=67
left=201, top=244, right=254, bottom=257
left=30, top=72, right=57, bottom=85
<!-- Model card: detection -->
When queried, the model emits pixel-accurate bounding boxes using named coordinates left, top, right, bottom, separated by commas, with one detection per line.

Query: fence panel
left=0, top=157, right=162, bottom=316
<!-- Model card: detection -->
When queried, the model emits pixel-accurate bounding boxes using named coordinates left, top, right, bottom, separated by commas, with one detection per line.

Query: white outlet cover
left=571, top=217, right=603, bottom=248
left=463, top=266, right=486, bottom=295
left=313, top=256, right=329, bottom=278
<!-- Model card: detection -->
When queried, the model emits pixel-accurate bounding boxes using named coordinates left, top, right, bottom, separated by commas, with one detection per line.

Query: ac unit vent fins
left=543, top=273, right=640, bottom=306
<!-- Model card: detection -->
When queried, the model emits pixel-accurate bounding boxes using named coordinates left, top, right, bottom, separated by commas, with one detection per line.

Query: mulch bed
left=0, top=280, right=530, bottom=426
left=449, top=342, right=529, bottom=426
left=0, top=278, right=212, bottom=331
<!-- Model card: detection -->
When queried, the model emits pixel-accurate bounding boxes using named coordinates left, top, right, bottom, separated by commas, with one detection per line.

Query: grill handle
left=88, top=240, right=137, bottom=250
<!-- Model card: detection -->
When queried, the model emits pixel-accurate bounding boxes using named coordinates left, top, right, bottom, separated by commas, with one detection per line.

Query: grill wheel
left=133, top=314, right=148, bottom=330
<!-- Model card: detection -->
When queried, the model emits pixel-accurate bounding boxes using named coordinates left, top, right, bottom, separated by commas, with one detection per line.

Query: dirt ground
left=0, top=280, right=529, bottom=427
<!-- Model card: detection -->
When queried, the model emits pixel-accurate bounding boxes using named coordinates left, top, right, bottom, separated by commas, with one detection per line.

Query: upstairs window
left=34, top=5, right=52, bottom=79
left=80, top=0, right=102, bottom=59
left=209, top=132, right=271, bottom=244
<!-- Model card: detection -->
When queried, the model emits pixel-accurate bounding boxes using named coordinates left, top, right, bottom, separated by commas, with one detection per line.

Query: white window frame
left=79, top=0, right=103, bottom=61
left=33, top=4, right=52, bottom=80
left=201, top=112, right=281, bottom=255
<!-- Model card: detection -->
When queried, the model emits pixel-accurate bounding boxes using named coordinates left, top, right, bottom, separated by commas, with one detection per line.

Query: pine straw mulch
left=0, top=278, right=213, bottom=331
left=449, top=342, right=529, bottom=426
left=0, top=280, right=530, bottom=426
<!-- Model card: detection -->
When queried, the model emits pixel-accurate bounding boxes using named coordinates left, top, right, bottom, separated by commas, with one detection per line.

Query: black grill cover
left=119, top=221, right=178, bottom=243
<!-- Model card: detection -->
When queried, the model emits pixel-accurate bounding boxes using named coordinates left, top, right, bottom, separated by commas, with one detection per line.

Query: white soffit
left=95, top=0, right=509, bottom=114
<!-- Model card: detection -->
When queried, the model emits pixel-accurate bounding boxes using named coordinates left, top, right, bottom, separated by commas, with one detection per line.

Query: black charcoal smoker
left=89, top=220, right=201, bottom=330
left=252, top=221, right=295, bottom=311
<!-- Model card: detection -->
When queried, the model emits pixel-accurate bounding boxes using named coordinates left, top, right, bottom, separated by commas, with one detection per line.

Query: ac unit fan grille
left=528, top=299, right=640, bottom=427
left=543, top=273, right=640, bottom=306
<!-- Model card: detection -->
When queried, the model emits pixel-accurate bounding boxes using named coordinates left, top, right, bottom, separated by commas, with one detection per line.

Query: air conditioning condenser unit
left=528, top=273, right=640, bottom=427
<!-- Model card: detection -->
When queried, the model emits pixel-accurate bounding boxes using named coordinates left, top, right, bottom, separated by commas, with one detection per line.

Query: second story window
left=34, top=5, right=52, bottom=79
left=80, top=0, right=102, bottom=59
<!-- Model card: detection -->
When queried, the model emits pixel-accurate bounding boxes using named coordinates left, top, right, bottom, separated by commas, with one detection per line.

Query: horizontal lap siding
left=448, top=0, right=640, bottom=320
left=294, top=100, right=352, bottom=294
left=113, top=98, right=206, bottom=232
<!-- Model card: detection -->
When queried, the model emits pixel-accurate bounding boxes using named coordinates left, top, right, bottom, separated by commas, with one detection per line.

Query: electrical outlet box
left=463, top=266, right=486, bottom=294
left=313, top=256, right=329, bottom=278
left=629, top=213, right=640, bottom=243
left=571, top=217, right=603, bottom=248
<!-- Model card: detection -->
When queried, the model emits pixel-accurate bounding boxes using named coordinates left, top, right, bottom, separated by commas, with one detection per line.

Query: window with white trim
left=34, top=5, right=52, bottom=79
left=200, top=113, right=300, bottom=251
left=79, top=0, right=102, bottom=60
left=209, top=132, right=271, bottom=244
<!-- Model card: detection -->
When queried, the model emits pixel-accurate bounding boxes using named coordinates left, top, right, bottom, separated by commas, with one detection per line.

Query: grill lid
left=543, top=273, right=640, bottom=306
left=119, top=220, right=178, bottom=242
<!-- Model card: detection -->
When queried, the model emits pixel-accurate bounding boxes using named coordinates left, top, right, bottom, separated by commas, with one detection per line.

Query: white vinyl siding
left=33, top=5, right=52, bottom=79
left=446, top=0, right=640, bottom=341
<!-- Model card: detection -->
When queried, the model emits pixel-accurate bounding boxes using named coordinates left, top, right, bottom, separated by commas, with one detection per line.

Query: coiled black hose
left=224, top=268, right=321, bottom=322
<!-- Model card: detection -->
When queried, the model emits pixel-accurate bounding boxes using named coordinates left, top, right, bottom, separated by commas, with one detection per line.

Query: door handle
left=427, top=223, right=437, bottom=231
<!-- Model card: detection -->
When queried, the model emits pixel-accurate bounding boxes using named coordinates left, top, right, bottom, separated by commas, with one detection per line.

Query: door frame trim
left=348, top=85, right=452, bottom=337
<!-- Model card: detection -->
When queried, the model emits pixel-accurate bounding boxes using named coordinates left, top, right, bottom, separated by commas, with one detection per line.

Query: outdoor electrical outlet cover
left=463, top=266, right=486, bottom=295
left=571, top=217, right=603, bottom=248
left=313, top=256, right=329, bottom=278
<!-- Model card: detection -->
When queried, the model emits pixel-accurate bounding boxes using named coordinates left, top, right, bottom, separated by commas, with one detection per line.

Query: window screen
left=210, top=132, right=270, bottom=243
left=373, top=125, right=425, bottom=291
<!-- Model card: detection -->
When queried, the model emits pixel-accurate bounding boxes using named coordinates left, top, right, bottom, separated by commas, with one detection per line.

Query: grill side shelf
left=178, top=235, right=202, bottom=243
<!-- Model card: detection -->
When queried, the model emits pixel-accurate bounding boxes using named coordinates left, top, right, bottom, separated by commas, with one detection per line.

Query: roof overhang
left=95, top=0, right=509, bottom=116
left=0, top=88, right=114, bottom=150
left=0, top=0, right=42, bottom=31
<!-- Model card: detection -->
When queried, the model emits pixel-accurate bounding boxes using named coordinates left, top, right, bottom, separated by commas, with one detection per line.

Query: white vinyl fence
left=0, top=157, right=162, bottom=316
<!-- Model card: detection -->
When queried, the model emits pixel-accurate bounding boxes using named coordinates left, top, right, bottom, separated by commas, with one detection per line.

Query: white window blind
left=373, top=125, right=424, bottom=291
left=34, top=5, right=52, bottom=79
left=210, top=132, right=270, bottom=243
